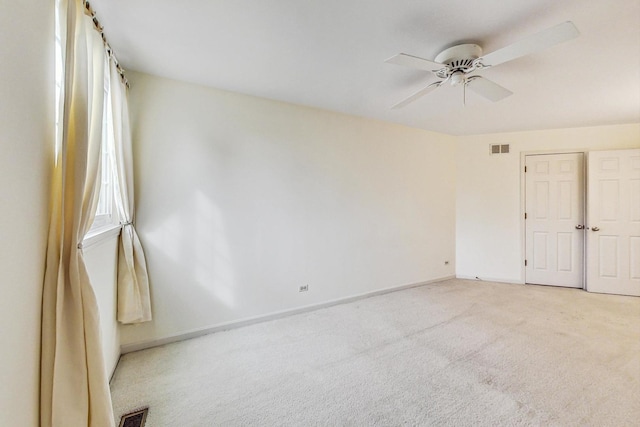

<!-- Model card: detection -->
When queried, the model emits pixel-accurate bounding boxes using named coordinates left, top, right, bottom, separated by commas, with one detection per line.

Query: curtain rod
left=84, top=1, right=130, bottom=88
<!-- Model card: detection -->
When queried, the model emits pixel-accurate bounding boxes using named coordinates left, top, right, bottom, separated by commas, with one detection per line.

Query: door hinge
left=524, top=166, right=527, bottom=173
left=524, top=260, right=528, bottom=266
left=524, top=212, right=527, bottom=220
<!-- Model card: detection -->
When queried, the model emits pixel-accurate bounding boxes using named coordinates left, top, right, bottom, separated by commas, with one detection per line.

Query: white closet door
left=525, top=153, right=584, bottom=288
left=587, top=148, right=640, bottom=296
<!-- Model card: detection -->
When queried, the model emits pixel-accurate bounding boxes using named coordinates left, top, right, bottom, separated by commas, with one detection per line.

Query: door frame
left=520, top=149, right=587, bottom=288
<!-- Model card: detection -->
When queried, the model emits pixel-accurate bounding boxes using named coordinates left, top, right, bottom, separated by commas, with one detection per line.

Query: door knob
left=575, top=225, right=584, bottom=229
left=591, top=226, right=600, bottom=232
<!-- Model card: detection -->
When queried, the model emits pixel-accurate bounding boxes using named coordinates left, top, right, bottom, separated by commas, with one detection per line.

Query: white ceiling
left=90, top=0, right=640, bottom=135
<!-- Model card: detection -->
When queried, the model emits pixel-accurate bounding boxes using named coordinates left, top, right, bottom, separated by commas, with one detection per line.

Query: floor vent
left=118, top=407, right=148, bottom=427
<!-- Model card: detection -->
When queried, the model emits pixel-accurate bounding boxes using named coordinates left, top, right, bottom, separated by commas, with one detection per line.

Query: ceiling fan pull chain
left=463, top=82, right=467, bottom=106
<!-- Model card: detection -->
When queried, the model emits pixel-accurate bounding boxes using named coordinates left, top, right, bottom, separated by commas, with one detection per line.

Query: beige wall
left=84, top=235, right=121, bottom=378
left=456, top=124, right=640, bottom=283
left=121, top=71, right=457, bottom=347
left=0, top=1, right=53, bottom=425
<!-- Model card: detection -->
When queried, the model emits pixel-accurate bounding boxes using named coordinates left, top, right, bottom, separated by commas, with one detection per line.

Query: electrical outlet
left=299, top=285, right=309, bottom=292
left=444, top=260, right=449, bottom=265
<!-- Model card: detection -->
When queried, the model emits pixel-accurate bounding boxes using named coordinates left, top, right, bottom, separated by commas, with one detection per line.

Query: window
left=54, top=24, right=118, bottom=233
left=92, top=64, right=118, bottom=231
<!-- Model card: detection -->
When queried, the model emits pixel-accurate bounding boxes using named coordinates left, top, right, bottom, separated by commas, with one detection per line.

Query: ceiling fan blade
left=385, top=53, right=445, bottom=72
left=466, top=77, right=513, bottom=102
left=479, top=21, right=579, bottom=67
left=392, top=81, right=442, bottom=109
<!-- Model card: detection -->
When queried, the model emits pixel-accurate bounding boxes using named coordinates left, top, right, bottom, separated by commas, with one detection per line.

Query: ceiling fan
left=385, top=21, right=579, bottom=108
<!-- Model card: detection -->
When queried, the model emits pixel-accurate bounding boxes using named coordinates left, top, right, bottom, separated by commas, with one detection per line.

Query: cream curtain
left=41, top=0, right=115, bottom=426
left=108, top=60, right=152, bottom=324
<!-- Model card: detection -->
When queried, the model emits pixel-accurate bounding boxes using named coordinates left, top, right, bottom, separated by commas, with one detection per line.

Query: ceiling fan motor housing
left=434, top=44, right=483, bottom=80
left=435, top=43, right=483, bottom=66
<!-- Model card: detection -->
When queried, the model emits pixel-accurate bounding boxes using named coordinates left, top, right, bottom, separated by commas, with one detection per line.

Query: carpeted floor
left=110, top=279, right=640, bottom=426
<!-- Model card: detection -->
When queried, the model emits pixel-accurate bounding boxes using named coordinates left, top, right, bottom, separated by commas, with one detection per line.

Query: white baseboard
left=456, top=274, right=523, bottom=284
left=120, top=275, right=455, bottom=354
left=109, top=355, right=121, bottom=385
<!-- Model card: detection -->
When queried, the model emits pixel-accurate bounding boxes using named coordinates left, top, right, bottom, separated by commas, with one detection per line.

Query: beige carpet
left=110, top=279, right=640, bottom=426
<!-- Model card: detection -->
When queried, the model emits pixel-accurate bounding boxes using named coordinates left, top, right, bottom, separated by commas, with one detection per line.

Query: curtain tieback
left=121, top=221, right=133, bottom=226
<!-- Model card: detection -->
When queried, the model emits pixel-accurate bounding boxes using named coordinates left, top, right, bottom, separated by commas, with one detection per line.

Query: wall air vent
left=490, top=144, right=510, bottom=154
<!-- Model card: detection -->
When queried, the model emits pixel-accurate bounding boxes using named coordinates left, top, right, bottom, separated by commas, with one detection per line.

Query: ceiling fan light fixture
left=450, top=71, right=465, bottom=86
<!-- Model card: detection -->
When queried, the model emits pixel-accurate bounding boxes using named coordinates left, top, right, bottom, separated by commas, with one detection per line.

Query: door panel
left=598, top=236, right=617, bottom=278
left=631, top=237, right=640, bottom=280
left=525, top=153, right=584, bottom=287
left=558, top=181, right=573, bottom=219
left=533, top=232, right=548, bottom=270
left=587, top=149, right=640, bottom=296
left=557, top=232, right=572, bottom=271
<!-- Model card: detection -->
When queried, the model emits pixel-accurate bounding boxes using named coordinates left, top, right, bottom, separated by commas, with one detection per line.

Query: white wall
left=84, top=234, right=121, bottom=379
left=121, top=71, right=457, bottom=347
left=456, top=124, right=640, bottom=283
left=0, top=1, right=53, bottom=425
